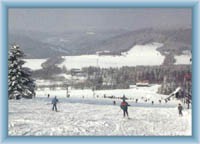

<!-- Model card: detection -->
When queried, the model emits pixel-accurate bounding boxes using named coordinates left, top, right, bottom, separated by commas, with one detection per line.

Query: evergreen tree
left=8, top=44, right=35, bottom=99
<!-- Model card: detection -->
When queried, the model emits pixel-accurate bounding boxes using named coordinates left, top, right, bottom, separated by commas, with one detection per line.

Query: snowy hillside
left=58, top=43, right=165, bottom=69
left=9, top=28, right=191, bottom=59
left=22, top=43, right=191, bottom=71
left=9, top=85, right=191, bottom=136
left=23, top=59, right=46, bottom=70
left=174, top=50, right=192, bottom=65
left=36, top=85, right=168, bottom=103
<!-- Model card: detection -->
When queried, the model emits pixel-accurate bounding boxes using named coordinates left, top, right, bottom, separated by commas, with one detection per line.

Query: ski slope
left=8, top=98, right=191, bottom=136
left=35, top=85, right=171, bottom=104
left=8, top=85, right=191, bottom=136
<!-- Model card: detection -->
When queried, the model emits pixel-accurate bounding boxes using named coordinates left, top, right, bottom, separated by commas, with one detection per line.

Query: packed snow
left=23, top=59, right=47, bottom=70
left=58, top=43, right=165, bottom=69
left=9, top=85, right=192, bottom=136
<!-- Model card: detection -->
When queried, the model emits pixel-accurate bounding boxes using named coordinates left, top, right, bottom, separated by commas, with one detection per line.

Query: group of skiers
left=48, top=94, right=184, bottom=117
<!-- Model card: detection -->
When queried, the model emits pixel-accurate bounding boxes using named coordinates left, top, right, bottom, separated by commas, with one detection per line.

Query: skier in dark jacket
left=52, top=96, right=59, bottom=112
left=120, top=95, right=130, bottom=118
left=178, top=103, right=183, bottom=116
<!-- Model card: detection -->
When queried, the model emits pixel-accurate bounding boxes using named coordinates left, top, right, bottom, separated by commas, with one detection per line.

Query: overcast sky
left=8, top=8, right=192, bottom=33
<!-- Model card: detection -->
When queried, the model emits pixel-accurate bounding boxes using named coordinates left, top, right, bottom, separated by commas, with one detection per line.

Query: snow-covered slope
left=58, top=43, right=165, bottom=69
left=8, top=98, right=191, bottom=136
left=22, top=43, right=191, bottom=71
left=36, top=85, right=168, bottom=102
left=9, top=85, right=191, bottom=136
left=174, top=50, right=191, bottom=65
left=23, top=59, right=46, bottom=70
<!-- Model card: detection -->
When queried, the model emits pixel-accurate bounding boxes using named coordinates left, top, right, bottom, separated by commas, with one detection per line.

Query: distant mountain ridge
left=8, top=28, right=191, bottom=59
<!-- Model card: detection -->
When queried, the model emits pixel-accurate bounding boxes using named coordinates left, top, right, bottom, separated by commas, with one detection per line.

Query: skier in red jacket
left=120, top=95, right=130, bottom=118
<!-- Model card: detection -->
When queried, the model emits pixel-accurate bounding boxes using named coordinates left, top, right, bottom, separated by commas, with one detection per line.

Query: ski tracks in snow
left=8, top=99, right=191, bottom=136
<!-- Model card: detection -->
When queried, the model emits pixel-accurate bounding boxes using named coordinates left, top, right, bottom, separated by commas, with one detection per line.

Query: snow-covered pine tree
left=8, top=44, right=35, bottom=99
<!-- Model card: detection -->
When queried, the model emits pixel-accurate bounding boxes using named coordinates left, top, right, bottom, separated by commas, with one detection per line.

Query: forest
left=33, top=63, right=191, bottom=97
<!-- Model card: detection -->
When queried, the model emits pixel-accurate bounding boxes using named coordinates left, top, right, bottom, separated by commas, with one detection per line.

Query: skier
left=186, top=98, right=190, bottom=109
left=120, top=95, right=130, bottom=118
left=48, top=94, right=50, bottom=98
left=178, top=103, right=183, bottom=116
left=52, top=96, right=59, bottom=112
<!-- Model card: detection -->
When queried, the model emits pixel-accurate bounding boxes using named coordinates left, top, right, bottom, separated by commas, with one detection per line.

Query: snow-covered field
left=58, top=43, right=165, bottom=69
left=23, top=59, right=46, bottom=70
left=8, top=85, right=192, bottom=136
left=35, top=79, right=64, bottom=86
left=36, top=85, right=170, bottom=103
left=22, top=43, right=191, bottom=71
left=174, top=50, right=192, bottom=65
